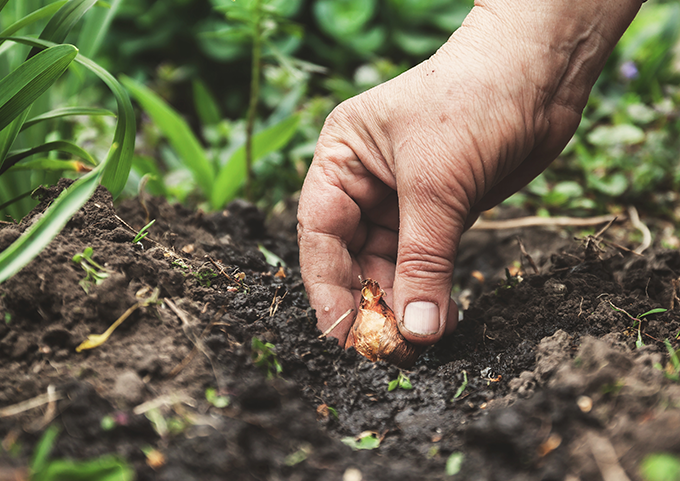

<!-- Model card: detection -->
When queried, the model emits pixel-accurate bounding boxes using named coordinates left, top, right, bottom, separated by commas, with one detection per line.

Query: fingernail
left=403, top=302, right=439, bottom=335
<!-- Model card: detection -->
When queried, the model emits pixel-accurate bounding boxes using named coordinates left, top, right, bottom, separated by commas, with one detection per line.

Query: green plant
left=446, top=452, right=464, bottom=476
left=640, top=453, right=680, bottom=481
left=452, top=370, right=468, bottom=400
left=654, top=339, right=680, bottom=382
left=341, top=431, right=380, bottom=451
left=31, top=425, right=133, bottom=481
left=609, top=303, right=667, bottom=349
left=132, top=218, right=155, bottom=243
left=0, top=0, right=135, bottom=285
left=388, top=370, right=413, bottom=391
left=251, top=336, right=282, bottom=378
left=205, top=387, right=230, bottom=408
left=121, top=75, right=299, bottom=210
left=194, top=268, right=218, bottom=287
left=72, top=246, right=109, bottom=293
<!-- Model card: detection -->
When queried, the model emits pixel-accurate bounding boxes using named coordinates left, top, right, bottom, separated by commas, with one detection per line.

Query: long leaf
left=5, top=37, right=136, bottom=197
left=21, top=106, right=115, bottom=131
left=0, top=38, right=135, bottom=284
left=0, top=1, right=68, bottom=48
left=120, top=75, right=215, bottom=197
left=1, top=140, right=96, bottom=175
left=30, top=0, right=97, bottom=57
left=210, top=114, right=300, bottom=209
left=0, top=167, right=102, bottom=283
left=0, top=43, right=77, bottom=138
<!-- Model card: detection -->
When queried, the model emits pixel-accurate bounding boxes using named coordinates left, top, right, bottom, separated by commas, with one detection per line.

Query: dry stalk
left=318, top=308, right=354, bottom=339
left=0, top=388, right=64, bottom=418
left=471, top=214, right=622, bottom=230
left=516, top=237, right=539, bottom=274
left=628, top=206, right=652, bottom=254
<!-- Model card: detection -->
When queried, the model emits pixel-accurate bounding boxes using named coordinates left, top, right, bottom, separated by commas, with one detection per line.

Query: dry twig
left=318, top=308, right=354, bottom=339
left=0, top=389, right=64, bottom=418
left=517, top=237, right=539, bottom=274
left=628, top=206, right=652, bottom=254
left=471, top=214, right=622, bottom=230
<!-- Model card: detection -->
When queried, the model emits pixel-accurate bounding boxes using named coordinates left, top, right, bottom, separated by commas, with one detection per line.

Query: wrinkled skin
left=298, top=0, right=642, bottom=346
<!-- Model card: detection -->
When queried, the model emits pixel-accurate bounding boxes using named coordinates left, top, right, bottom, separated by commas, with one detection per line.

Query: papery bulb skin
left=345, top=279, right=423, bottom=369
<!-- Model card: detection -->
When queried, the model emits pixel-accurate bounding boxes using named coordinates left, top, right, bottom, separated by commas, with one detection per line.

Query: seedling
left=654, top=339, right=680, bottom=382
left=388, top=371, right=413, bottom=391
left=205, top=387, right=230, bottom=408
left=446, top=452, right=464, bottom=476
left=452, top=370, right=468, bottom=400
left=251, top=337, right=283, bottom=379
left=640, top=453, right=680, bottom=481
left=72, top=247, right=109, bottom=293
left=132, top=219, right=155, bottom=244
left=494, top=268, right=523, bottom=295
left=194, top=269, right=218, bottom=287
left=30, top=425, right=133, bottom=481
left=609, top=303, right=667, bottom=349
left=341, top=431, right=381, bottom=451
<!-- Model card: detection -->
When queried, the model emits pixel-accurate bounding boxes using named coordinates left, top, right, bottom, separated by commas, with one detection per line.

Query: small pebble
left=113, top=370, right=146, bottom=406
left=577, top=395, right=593, bottom=413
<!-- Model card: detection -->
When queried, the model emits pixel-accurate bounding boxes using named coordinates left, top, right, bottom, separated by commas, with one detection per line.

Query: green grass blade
left=22, top=107, right=115, bottom=131
left=6, top=37, right=136, bottom=197
left=30, top=425, right=60, bottom=475
left=1, top=140, right=97, bottom=174
left=210, top=113, right=300, bottom=210
left=0, top=0, right=9, bottom=15
left=121, top=75, right=214, bottom=197
left=192, top=78, right=221, bottom=126
left=0, top=1, right=68, bottom=47
left=37, top=0, right=97, bottom=44
left=77, top=0, right=122, bottom=59
left=0, top=167, right=103, bottom=283
left=0, top=43, right=77, bottom=137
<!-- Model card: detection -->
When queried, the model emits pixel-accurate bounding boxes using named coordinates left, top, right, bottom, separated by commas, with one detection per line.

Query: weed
left=452, top=370, right=468, bottom=400
left=341, top=431, right=381, bottom=451
left=171, top=259, right=189, bottom=270
left=654, top=339, right=680, bottom=382
left=640, top=453, right=680, bottom=481
left=446, top=452, right=464, bottom=476
left=251, top=336, right=283, bottom=379
left=72, top=246, right=109, bottom=293
left=205, top=387, right=230, bottom=408
left=132, top=219, right=155, bottom=244
left=609, top=303, right=667, bottom=348
left=30, top=425, right=133, bottom=481
left=494, top=268, right=523, bottom=295
left=194, top=269, right=218, bottom=287
left=388, top=371, right=413, bottom=392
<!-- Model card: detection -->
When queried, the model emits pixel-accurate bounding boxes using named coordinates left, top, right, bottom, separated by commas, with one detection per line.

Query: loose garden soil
left=2, top=179, right=680, bottom=480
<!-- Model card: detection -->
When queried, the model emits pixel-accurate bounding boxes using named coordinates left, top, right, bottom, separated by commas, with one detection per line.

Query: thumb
left=393, top=182, right=468, bottom=345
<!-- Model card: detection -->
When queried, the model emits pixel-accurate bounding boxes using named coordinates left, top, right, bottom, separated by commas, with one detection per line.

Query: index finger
left=297, top=139, right=392, bottom=342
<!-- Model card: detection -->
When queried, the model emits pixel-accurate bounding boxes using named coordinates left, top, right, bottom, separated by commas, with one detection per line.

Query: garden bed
left=1, top=180, right=680, bottom=480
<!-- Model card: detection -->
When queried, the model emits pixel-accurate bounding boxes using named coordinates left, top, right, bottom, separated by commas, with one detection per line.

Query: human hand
left=298, top=0, right=641, bottom=346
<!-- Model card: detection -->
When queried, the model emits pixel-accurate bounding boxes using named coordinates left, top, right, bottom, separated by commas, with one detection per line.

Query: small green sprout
left=100, top=415, right=116, bottom=431
left=258, top=244, right=287, bottom=267
left=4, top=312, right=10, bottom=324
left=251, top=337, right=283, bottom=379
left=494, top=268, right=523, bottom=295
left=194, top=269, right=218, bottom=287
left=72, top=247, right=109, bottom=293
left=30, top=425, right=133, bottom=481
left=388, top=371, right=413, bottom=391
left=341, top=431, right=381, bottom=451
left=284, top=443, right=312, bottom=466
left=327, top=406, right=339, bottom=419
left=132, top=219, right=155, bottom=244
left=609, top=303, right=668, bottom=349
left=654, top=339, right=680, bottom=382
left=171, top=259, right=189, bottom=270
left=205, top=387, right=230, bottom=408
left=640, top=453, right=680, bottom=481
left=452, top=370, right=468, bottom=400
left=446, top=452, right=464, bottom=476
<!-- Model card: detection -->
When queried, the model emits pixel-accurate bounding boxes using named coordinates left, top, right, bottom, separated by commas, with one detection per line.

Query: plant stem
left=244, top=0, right=263, bottom=201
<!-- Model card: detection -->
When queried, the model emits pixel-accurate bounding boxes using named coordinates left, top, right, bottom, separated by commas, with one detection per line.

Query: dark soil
left=2, top=179, right=680, bottom=480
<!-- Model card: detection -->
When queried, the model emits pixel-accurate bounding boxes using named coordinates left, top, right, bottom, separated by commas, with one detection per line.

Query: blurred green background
left=1, top=0, right=679, bottom=233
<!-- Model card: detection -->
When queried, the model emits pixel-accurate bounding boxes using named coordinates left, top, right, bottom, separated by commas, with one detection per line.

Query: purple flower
left=620, top=61, right=639, bottom=80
